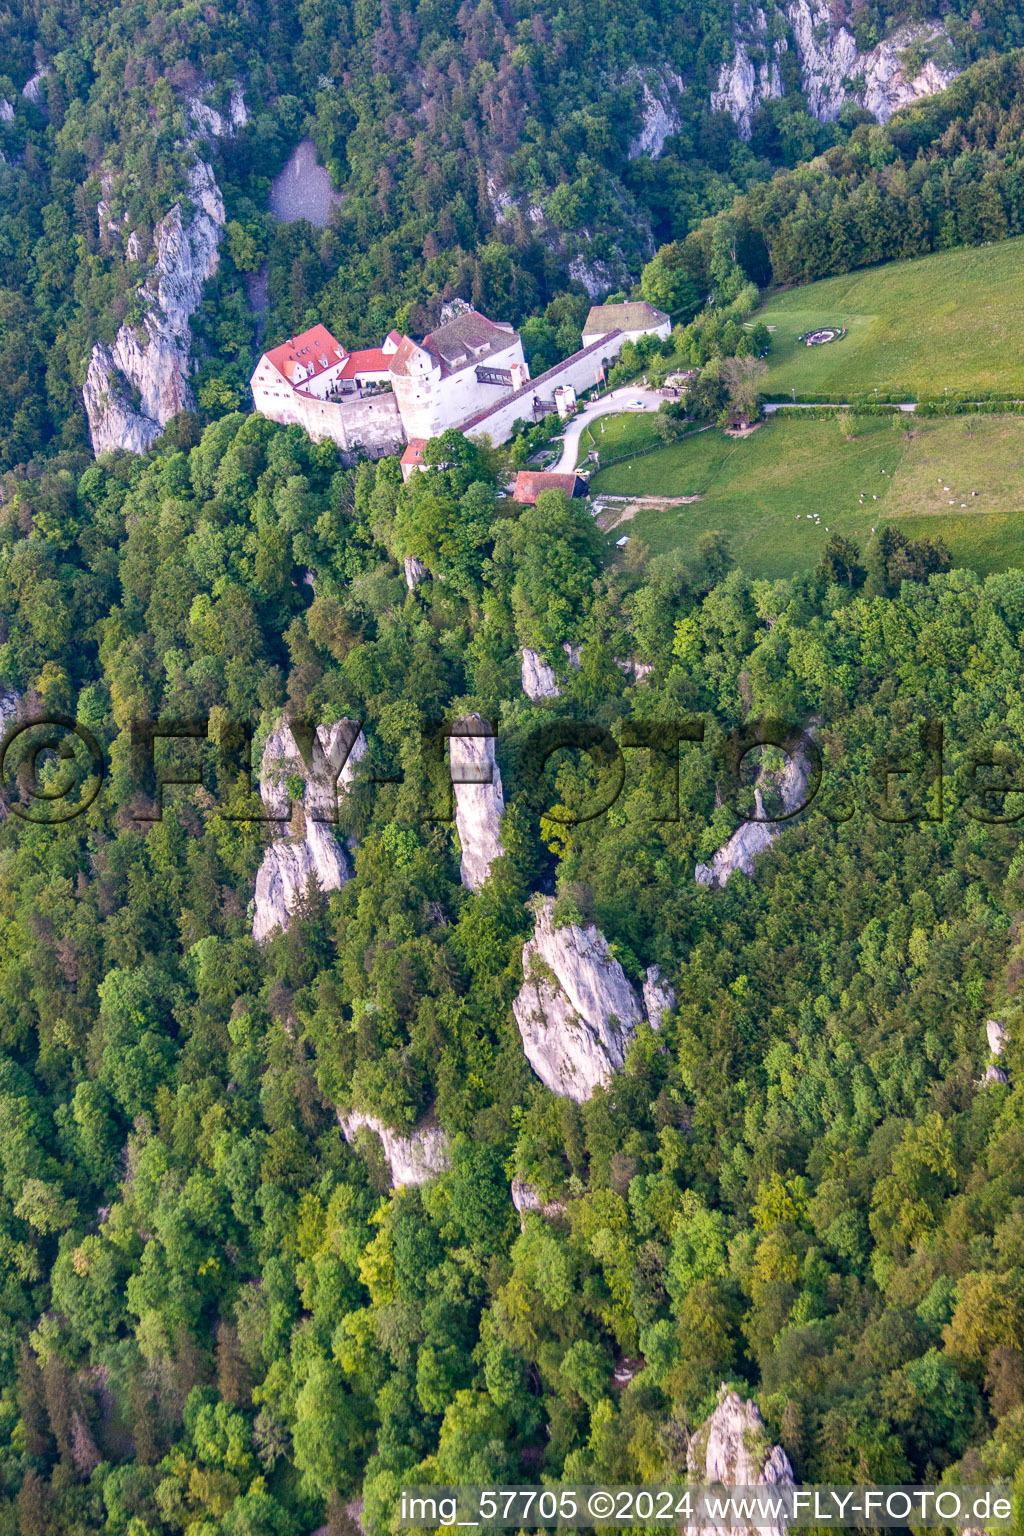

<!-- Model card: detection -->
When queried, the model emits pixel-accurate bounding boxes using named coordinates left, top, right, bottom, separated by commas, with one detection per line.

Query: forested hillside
left=4, top=0, right=1024, bottom=469
left=0, top=417, right=1023, bottom=1532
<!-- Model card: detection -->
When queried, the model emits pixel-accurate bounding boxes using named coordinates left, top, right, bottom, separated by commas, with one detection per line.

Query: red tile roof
left=339, top=347, right=391, bottom=380
left=401, top=438, right=428, bottom=465
left=513, top=470, right=588, bottom=504
left=264, top=323, right=345, bottom=384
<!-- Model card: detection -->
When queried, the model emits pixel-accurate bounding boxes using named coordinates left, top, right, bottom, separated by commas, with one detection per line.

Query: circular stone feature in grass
left=800, top=326, right=847, bottom=346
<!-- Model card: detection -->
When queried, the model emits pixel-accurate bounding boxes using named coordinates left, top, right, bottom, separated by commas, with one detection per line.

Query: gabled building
left=250, top=301, right=671, bottom=456
left=583, top=301, right=671, bottom=345
left=389, top=309, right=530, bottom=440
left=512, top=470, right=589, bottom=505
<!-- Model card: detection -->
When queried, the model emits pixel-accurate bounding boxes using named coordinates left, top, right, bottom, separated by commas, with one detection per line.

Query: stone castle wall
left=457, top=331, right=624, bottom=445
left=253, top=385, right=405, bottom=456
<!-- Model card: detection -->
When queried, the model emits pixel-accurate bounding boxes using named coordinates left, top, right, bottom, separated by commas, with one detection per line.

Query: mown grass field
left=754, top=237, right=1024, bottom=400
left=590, top=413, right=1024, bottom=578
left=575, top=410, right=665, bottom=465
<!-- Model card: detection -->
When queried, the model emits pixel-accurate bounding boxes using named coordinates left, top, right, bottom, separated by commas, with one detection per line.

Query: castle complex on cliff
left=249, top=300, right=671, bottom=455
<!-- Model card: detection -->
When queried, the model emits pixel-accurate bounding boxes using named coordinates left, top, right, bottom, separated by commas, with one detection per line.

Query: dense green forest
left=5, top=0, right=1024, bottom=471
left=4, top=0, right=1024, bottom=1528
left=0, top=415, right=1023, bottom=1532
left=651, top=50, right=1024, bottom=299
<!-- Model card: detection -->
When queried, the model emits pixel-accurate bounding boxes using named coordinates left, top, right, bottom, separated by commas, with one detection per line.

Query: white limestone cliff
left=0, top=100, right=14, bottom=122
left=987, top=1018, right=1008, bottom=1057
left=627, top=67, right=686, bottom=159
left=711, top=10, right=786, bottom=139
left=643, top=965, right=676, bottom=1029
left=567, top=254, right=624, bottom=300
left=512, top=898, right=645, bottom=1102
left=686, top=1386, right=794, bottom=1536
left=22, top=69, right=49, bottom=106
left=983, top=1017, right=1010, bottom=1085
left=84, top=157, right=226, bottom=454
left=521, top=644, right=582, bottom=701
left=339, top=1111, right=451, bottom=1187
left=450, top=716, right=505, bottom=892
left=695, top=742, right=811, bottom=889
left=252, top=819, right=351, bottom=943
left=404, top=555, right=428, bottom=591
left=185, top=85, right=249, bottom=140
left=712, top=0, right=958, bottom=140
left=521, top=649, right=561, bottom=701
left=252, top=718, right=367, bottom=941
left=787, top=0, right=958, bottom=123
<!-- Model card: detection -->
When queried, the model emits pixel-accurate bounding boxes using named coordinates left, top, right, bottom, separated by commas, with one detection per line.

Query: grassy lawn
left=576, top=411, right=663, bottom=466
left=755, top=237, right=1024, bottom=400
left=590, top=413, right=1024, bottom=578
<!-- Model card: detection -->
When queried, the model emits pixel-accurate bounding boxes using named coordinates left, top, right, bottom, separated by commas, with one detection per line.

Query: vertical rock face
left=404, top=555, right=428, bottom=591
left=259, top=718, right=367, bottom=822
left=251, top=718, right=367, bottom=942
left=84, top=155, right=227, bottom=455
left=252, top=822, right=350, bottom=943
left=339, top=1112, right=451, bottom=1187
left=686, top=1387, right=793, bottom=1536
left=520, top=645, right=581, bottom=700
left=711, top=10, right=786, bottom=139
left=450, top=716, right=505, bottom=892
left=983, top=1018, right=1010, bottom=1085
left=642, top=965, right=676, bottom=1029
left=987, top=1018, right=1008, bottom=1056
left=627, top=67, right=686, bottom=159
left=521, top=648, right=560, bottom=701
left=786, top=0, right=958, bottom=123
left=512, top=898, right=644, bottom=1101
left=695, top=743, right=811, bottom=889
left=712, top=0, right=958, bottom=139
left=510, top=1176, right=567, bottom=1223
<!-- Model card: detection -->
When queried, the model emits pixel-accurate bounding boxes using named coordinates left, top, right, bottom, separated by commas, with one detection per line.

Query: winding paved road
left=550, top=388, right=668, bottom=473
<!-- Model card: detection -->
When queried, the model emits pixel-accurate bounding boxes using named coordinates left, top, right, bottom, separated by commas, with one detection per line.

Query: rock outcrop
left=686, top=1386, right=793, bottom=1536
left=339, top=1111, right=451, bottom=1187
left=512, top=898, right=645, bottom=1101
left=450, top=716, right=505, bottom=892
left=983, top=1017, right=1010, bottom=1085
left=511, top=1176, right=567, bottom=1223
left=711, top=9, right=786, bottom=139
left=627, top=67, right=686, bottom=159
left=616, top=657, right=654, bottom=683
left=642, top=965, right=676, bottom=1029
left=987, top=1018, right=1008, bottom=1057
left=787, top=0, right=958, bottom=123
left=521, top=648, right=561, bottom=701
left=22, top=69, right=49, bottom=107
left=252, top=718, right=366, bottom=941
left=521, top=643, right=581, bottom=701
left=0, top=100, right=13, bottom=122
left=253, top=819, right=351, bottom=943
left=84, top=157, right=226, bottom=455
left=186, top=86, right=248, bottom=140
left=404, top=555, right=428, bottom=591
left=695, top=742, right=811, bottom=889
left=712, top=0, right=958, bottom=139
left=260, top=718, right=368, bottom=822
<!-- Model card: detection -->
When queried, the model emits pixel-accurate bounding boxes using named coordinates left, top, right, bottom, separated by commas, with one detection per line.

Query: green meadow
left=590, top=413, right=1024, bottom=579
left=754, top=237, right=1024, bottom=400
